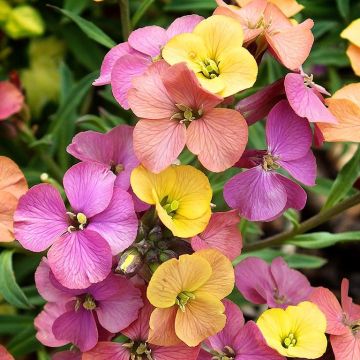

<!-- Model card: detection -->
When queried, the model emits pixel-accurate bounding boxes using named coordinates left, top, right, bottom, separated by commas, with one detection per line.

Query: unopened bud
left=116, top=248, right=142, bottom=276
left=148, top=225, right=162, bottom=242
left=159, top=250, right=177, bottom=263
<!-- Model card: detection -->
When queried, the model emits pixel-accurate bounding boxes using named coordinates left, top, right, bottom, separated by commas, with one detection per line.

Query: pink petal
left=128, top=26, right=167, bottom=57
left=88, top=187, right=138, bottom=255
left=235, top=257, right=273, bottom=304
left=14, top=184, right=67, bottom=252
left=310, top=287, right=348, bottom=335
left=266, top=100, right=313, bottom=161
left=340, top=279, right=360, bottom=323
left=224, top=167, right=288, bottom=222
left=284, top=73, right=338, bottom=123
left=0, top=81, right=24, bottom=120
left=279, top=150, right=317, bottom=186
left=191, top=210, right=242, bottom=261
left=133, top=119, right=186, bottom=173
left=331, top=331, right=360, bottom=360
left=93, top=43, right=134, bottom=86
left=48, top=230, right=112, bottom=289
left=0, top=346, right=14, bottom=360
left=152, top=344, right=200, bottom=360
left=162, top=62, right=222, bottom=112
left=111, top=54, right=150, bottom=109
left=34, top=302, right=68, bottom=347
left=53, top=350, right=82, bottom=360
left=186, top=108, right=248, bottom=172
left=128, top=60, right=175, bottom=119
left=166, top=14, right=204, bottom=38
left=52, top=306, right=98, bottom=352
left=64, top=162, right=116, bottom=218
left=83, top=342, right=130, bottom=360
left=277, top=174, right=307, bottom=213
left=129, top=187, right=151, bottom=212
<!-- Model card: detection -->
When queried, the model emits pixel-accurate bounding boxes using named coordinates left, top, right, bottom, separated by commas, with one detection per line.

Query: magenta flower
left=84, top=297, right=200, bottom=360
left=235, top=257, right=312, bottom=308
left=191, top=210, right=242, bottom=261
left=224, top=100, right=316, bottom=221
left=14, top=162, right=138, bottom=289
left=311, top=279, right=360, bottom=360
left=198, top=299, right=285, bottom=360
left=93, top=15, right=203, bottom=109
left=0, top=80, right=24, bottom=121
left=34, top=258, right=143, bottom=352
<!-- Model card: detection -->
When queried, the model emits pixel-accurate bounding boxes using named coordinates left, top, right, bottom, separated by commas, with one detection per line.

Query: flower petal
left=341, top=19, right=360, bottom=48
left=330, top=331, right=360, bottom=360
left=14, top=184, right=67, bottom=251
left=48, top=230, right=112, bottom=289
left=166, top=14, right=204, bottom=38
left=152, top=343, right=201, bottom=360
left=0, top=156, right=28, bottom=198
left=64, top=162, right=116, bottom=218
left=0, top=81, right=24, bottom=120
left=83, top=342, right=130, bottom=360
left=347, top=44, right=360, bottom=76
left=0, top=191, right=18, bottom=242
left=277, top=174, right=307, bottom=213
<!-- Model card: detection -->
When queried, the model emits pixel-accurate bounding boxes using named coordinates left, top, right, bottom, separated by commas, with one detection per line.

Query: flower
left=84, top=297, right=200, bottom=360
left=341, top=19, right=360, bottom=76
left=146, top=249, right=234, bottom=347
left=311, top=278, right=360, bottom=360
left=34, top=258, right=143, bottom=352
left=316, top=83, right=360, bottom=142
left=191, top=210, right=242, bottom=261
left=14, top=162, right=138, bottom=289
left=257, top=301, right=327, bottom=358
left=224, top=100, right=316, bottom=221
left=162, top=15, right=258, bottom=97
left=93, top=15, right=203, bottom=109
left=0, top=81, right=24, bottom=120
left=0, top=156, right=28, bottom=242
left=128, top=61, right=248, bottom=173
left=235, top=257, right=313, bottom=308
left=198, top=299, right=285, bottom=360
left=214, top=0, right=314, bottom=70
left=130, top=164, right=212, bottom=238
left=0, top=345, right=14, bottom=360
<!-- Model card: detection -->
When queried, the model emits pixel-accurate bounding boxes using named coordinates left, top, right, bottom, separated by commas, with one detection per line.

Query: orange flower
left=341, top=19, right=360, bottom=76
left=146, top=249, right=234, bottom=347
left=0, top=156, right=28, bottom=242
left=317, top=83, right=360, bottom=142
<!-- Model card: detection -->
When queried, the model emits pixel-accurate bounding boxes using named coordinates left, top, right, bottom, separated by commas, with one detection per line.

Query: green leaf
left=51, top=6, right=116, bottom=48
left=132, top=0, right=155, bottom=27
left=0, top=250, right=33, bottom=309
left=336, top=0, right=350, bottom=20
left=323, top=145, right=360, bottom=210
left=0, top=315, right=34, bottom=334
left=288, top=231, right=360, bottom=249
left=64, top=0, right=90, bottom=14
left=307, top=47, right=349, bottom=67
left=165, top=0, right=216, bottom=11
left=8, top=326, right=41, bottom=357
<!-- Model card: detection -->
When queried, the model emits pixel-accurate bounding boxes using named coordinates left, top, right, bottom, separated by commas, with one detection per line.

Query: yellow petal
left=175, top=291, right=226, bottom=347
left=341, top=19, right=360, bottom=48
left=347, top=44, right=360, bottom=76
left=217, top=47, right=258, bottom=97
left=193, top=15, right=244, bottom=59
left=130, top=165, right=176, bottom=205
left=196, top=249, right=234, bottom=299
left=147, top=254, right=211, bottom=308
left=196, top=73, right=226, bottom=95
left=171, top=209, right=212, bottom=238
left=162, top=33, right=208, bottom=72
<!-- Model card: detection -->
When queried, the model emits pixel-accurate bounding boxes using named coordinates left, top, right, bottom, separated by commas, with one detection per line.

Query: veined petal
left=196, top=74, right=226, bottom=95
left=341, top=19, right=360, bottom=48
left=186, top=108, right=248, bottom=172
left=83, top=342, right=130, bottom=360
left=152, top=343, right=201, bottom=360
left=331, top=331, right=360, bottom=360
left=0, top=191, right=18, bottom=242
left=277, top=174, right=307, bottom=213
left=347, top=44, right=360, bottom=76
left=166, top=14, right=204, bottom=38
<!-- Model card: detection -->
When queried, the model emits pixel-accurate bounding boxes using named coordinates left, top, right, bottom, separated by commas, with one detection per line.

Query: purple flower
left=34, top=258, right=143, bottom=352
left=224, top=100, right=316, bottom=222
left=198, top=299, right=285, bottom=360
left=93, top=15, right=203, bottom=109
left=235, top=257, right=313, bottom=309
left=14, top=162, right=138, bottom=289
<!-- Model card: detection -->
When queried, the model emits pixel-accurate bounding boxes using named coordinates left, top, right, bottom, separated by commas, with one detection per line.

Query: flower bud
left=116, top=248, right=142, bottom=276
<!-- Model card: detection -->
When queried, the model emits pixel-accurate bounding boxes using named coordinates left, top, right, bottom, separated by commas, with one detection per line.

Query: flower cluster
left=2, top=0, right=360, bottom=359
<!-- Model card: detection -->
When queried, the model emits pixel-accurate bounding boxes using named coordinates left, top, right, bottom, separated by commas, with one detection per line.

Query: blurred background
left=0, top=0, right=360, bottom=358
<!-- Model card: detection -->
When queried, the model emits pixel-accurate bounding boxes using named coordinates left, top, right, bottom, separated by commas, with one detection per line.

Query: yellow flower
left=257, top=301, right=327, bottom=359
left=147, top=249, right=234, bottom=347
left=162, top=15, right=258, bottom=97
left=130, top=165, right=212, bottom=238
left=341, top=19, right=360, bottom=76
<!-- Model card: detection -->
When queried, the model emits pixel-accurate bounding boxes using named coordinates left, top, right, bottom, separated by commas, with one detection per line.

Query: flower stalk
left=119, top=0, right=132, bottom=40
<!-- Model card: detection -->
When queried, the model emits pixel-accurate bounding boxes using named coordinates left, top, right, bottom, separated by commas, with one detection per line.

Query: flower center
left=274, top=288, right=287, bottom=305
left=75, top=294, right=97, bottom=311
left=199, top=58, right=220, bottom=79
left=303, top=73, right=315, bottom=88
left=123, top=341, right=153, bottom=360
left=351, top=321, right=360, bottom=335
left=262, top=154, right=280, bottom=171
left=171, top=103, right=203, bottom=124
left=161, top=196, right=180, bottom=217
left=282, top=333, right=297, bottom=348
left=66, top=211, right=88, bottom=232
left=176, top=291, right=195, bottom=312
left=110, top=161, right=124, bottom=175
left=211, top=346, right=236, bottom=360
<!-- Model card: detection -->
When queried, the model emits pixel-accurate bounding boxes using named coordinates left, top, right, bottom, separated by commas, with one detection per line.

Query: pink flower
left=0, top=345, right=14, bottom=360
left=235, top=257, right=313, bottom=309
left=34, top=258, right=143, bottom=352
left=224, top=100, right=316, bottom=221
left=93, top=15, right=203, bottom=109
left=128, top=61, right=248, bottom=173
left=198, top=299, right=285, bottom=360
left=0, top=81, right=24, bottom=120
left=311, top=279, right=360, bottom=360
left=14, top=162, right=138, bottom=289
left=83, top=297, right=200, bottom=360
left=237, top=69, right=337, bottom=125
left=191, top=210, right=242, bottom=261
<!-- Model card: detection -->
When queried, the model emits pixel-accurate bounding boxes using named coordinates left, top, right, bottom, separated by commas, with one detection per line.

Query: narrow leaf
left=132, top=0, right=155, bottom=27
left=336, top=0, right=350, bottom=20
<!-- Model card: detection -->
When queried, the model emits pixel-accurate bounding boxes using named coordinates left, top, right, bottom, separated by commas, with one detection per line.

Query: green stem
left=243, top=192, right=360, bottom=252
left=119, top=0, right=132, bottom=40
